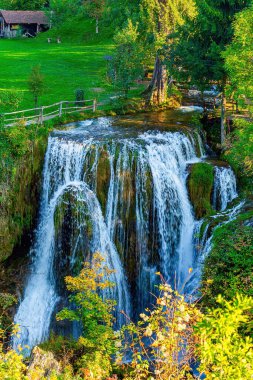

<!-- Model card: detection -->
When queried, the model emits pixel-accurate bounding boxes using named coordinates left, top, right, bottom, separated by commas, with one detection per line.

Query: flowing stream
left=13, top=113, right=239, bottom=351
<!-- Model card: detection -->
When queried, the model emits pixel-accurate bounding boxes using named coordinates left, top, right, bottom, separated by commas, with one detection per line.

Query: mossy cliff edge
left=0, top=124, right=50, bottom=262
left=187, top=162, right=215, bottom=219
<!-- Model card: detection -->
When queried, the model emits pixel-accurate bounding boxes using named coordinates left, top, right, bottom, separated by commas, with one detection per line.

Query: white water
left=212, top=166, right=238, bottom=211
left=13, top=118, right=239, bottom=351
left=13, top=136, right=130, bottom=350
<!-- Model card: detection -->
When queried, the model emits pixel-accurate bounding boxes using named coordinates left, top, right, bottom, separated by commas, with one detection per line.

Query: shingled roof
left=0, top=10, right=48, bottom=25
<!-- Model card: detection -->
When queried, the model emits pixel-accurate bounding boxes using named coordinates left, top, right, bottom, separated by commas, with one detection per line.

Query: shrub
left=56, top=253, right=116, bottom=379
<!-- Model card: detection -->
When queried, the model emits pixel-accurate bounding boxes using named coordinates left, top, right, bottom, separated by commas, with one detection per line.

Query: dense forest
left=0, top=0, right=252, bottom=379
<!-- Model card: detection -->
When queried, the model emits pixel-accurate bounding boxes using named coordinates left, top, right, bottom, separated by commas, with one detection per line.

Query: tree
left=84, top=0, right=106, bottom=34
left=28, top=66, right=45, bottom=109
left=104, top=0, right=139, bottom=30
left=56, top=253, right=116, bottom=379
left=224, top=4, right=253, bottom=110
left=118, top=279, right=253, bottom=379
left=139, top=0, right=196, bottom=106
left=118, top=279, right=202, bottom=379
left=49, top=0, right=82, bottom=27
left=0, top=0, right=47, bottom=10
left=112, top=20, right=145, bottom=97
left=170, top=0, right=252, bottom=143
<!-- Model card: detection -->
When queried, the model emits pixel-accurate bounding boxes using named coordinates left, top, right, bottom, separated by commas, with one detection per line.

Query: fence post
left=59, top=101, right=63, bottom=117
left=40, top=106, right=44, bottom=124
left=0, top=114, right=5, bottom=127
left=93, top=99, right=97, bottom=113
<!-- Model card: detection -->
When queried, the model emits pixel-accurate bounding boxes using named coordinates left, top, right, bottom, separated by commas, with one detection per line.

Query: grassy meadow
left=0, top=20, right=120, bottom=112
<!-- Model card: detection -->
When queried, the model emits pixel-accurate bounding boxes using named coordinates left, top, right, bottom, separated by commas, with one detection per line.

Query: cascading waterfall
left=13, top=115, right=239, bottom=351
left=13, top=135, right=131, bottom=350
left=186, top=200, right=244, bottom=297
left=212, top=166, right=238, bottom=211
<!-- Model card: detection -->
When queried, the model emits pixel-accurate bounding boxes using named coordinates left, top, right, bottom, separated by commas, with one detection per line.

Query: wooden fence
left=1, top=99, right=99, bottom=127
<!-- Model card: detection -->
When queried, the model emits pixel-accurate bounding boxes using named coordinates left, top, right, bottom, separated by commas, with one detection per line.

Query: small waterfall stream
left=13, top=115, right=239, bottom=351
left=212, top=166, right=238, bottom=211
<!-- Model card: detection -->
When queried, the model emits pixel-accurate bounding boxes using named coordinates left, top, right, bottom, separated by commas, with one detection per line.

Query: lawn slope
left=0, top=18, right=115, bottom=111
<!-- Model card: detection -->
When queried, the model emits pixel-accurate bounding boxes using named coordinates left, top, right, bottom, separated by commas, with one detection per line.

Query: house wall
left=1, top=23, right=39, bottom=38
left=0, top=17, right=5, bottom=36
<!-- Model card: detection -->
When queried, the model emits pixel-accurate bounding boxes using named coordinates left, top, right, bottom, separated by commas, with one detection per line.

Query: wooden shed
left=0, top=10, right=48, bottom=38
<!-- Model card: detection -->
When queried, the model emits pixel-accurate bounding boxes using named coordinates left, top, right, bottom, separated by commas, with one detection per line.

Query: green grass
left=0, top=19, right=125, bottom=112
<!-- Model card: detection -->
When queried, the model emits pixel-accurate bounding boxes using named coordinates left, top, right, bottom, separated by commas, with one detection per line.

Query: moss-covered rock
left=96, top=148, right=111, bottom=215
left=53, top=189, right=93, bottom=290
left=201, top=212, right=253, bottom=309
left=0, top=136, right=48, bottom=262
left=188, top=162, right=214, bottom=219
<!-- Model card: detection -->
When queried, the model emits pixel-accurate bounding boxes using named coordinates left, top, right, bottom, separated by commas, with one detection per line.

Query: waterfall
left=13, top=136, right=131, bottom=350
left=212, top=166, right=238, bottom=211
left=186, top=200, right=244, bottom=297
left=13, top=116, right=238, bottom=351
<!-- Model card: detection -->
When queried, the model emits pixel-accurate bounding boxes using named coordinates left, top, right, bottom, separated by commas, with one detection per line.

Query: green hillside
left=0, top=18, right=116, bottom=111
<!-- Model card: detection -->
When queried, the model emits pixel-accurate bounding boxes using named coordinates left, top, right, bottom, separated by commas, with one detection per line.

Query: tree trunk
left=236, top=100, right=239, bottom=114
left=142, top=55, right=168, bottom=106
left=96, top=18, right=99, bottom=34
left=220, top=91, right=226, bottom=144
left=220, top=77, right=227, bottom=144
left=34, top=95, right=38, bottom=110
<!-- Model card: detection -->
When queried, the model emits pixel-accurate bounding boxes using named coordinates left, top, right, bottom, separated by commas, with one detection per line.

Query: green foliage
left=170, top=0, right=252, bottom=88
left=201, top=217, right=253, bottom=308
left=28, top=65, right=45, bottom=108
left=0, top=293, right=27, bottom=380
left=0, top=121, right=50, bottom=181
left=188, top=163, right=214, bottom=219
left=139, top=0, right=196, bottom=50
left=0, top=91, right=23, bottom=113
left=0, top=349, right=27, bottom=380
left=224, top=118, right=253, bottom=190
left=118, top=280, right=201, bottom=379
left=224, top=4, right=253, bottom=105
left=0, top=0, right=46, bottom=10
left=196, top=294, right=253, bottom=379
left=112, top=20, right=144, bottom=97
left=0, top=121, right=51, bottom=261
left=84, top=0, right=106, bottom=33
left=104, top=0, right=139, bottom=29
left=49, top=0, right=83, bottom=27
left=56, top=252, right=116, bottom=379
left=119, top=281, right=253, bottom=379
left=0, top=293, right=17, bottom=345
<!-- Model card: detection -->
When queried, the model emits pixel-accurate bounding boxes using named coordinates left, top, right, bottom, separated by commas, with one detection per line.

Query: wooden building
left=0, top=10, right=48, bottom=38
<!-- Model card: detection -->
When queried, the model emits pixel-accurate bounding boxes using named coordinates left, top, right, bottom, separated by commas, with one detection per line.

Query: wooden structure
left=1, top=99, right=100, bottom=127
left=0, top=10, right=48, bottom=38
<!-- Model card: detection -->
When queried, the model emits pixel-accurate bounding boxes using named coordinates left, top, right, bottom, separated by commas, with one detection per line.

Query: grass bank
left=0, top=18, right=144, bottom=114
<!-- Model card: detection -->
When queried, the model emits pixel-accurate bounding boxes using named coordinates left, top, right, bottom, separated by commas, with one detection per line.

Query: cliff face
left=0, top=137, right=47, bottom=263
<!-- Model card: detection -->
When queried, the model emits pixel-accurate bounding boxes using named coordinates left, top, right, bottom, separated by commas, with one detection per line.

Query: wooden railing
left=1, top=99, right=99, bottom=127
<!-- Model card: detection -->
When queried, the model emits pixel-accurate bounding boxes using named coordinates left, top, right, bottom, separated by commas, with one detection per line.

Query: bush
left=56, top=253, right=116, bottom=379
left=118, top=278, right=201, bottom=379
left=196, top=294, right=253, bottom=379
